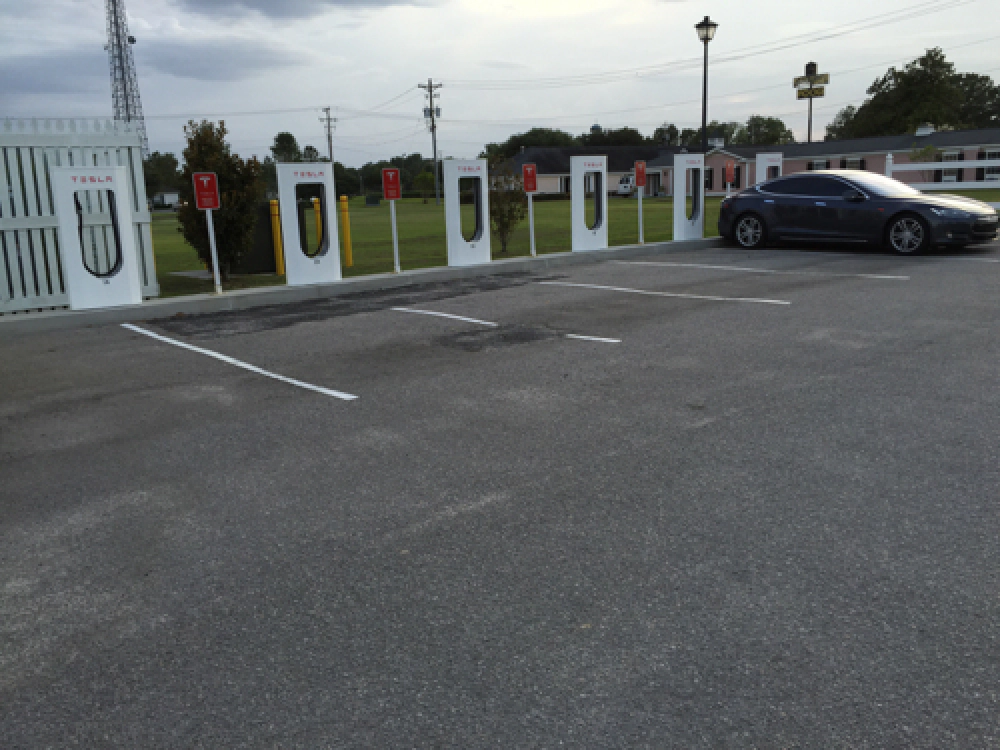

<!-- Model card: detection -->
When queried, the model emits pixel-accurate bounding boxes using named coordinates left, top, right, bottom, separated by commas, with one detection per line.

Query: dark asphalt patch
left=436, top=324, right=563, bottom=352
left=155, top=272, right=566, bottom=340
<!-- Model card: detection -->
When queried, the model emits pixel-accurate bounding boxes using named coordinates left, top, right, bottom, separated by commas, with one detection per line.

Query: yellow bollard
left=269, top=199, right=284, bottom=276
left=339, top=195, right=353, bottom=268
left=311, top=196, right=323, bottom=250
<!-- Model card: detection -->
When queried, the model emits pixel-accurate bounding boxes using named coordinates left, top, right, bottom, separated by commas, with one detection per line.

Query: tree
left=653, top=123, right=680, bottom=146
left=579, top=126, right=648, bottom=147
left=825, top=105, right=858, bottom=141
left=270, top=132, right=302, bottom=163
left=487, top=156, right=527, bottom=255
left=955, top=73, right=1000, bottom=129
left=679, top=121, right=741, bottom=148
left=908, top=144, right=942, bottom=183
left=178, top=120, right=264, bottom=282
left=302, top=145, right=321, bottom=162
left=822, top=48, right=993, bottom=139
left=143, top=151, right=180, bottom=197
left=732, top=115, right=795, bottom=146
left=481, top=128, right=579, bottom=162
left=413, top=171, right=435, bottom=203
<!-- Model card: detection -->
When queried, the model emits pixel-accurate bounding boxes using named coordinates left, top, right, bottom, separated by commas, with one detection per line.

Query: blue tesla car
left=718, top=170, right=999, bottom=254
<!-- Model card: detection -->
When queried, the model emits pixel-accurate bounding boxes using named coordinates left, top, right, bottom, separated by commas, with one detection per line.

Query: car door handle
left=815, top=201, right=826, bottom=206
left=765, top=199, right=775, bottom=204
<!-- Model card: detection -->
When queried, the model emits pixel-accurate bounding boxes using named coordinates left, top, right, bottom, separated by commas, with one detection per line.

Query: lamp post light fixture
left=695, top=15, right=718, bottom=156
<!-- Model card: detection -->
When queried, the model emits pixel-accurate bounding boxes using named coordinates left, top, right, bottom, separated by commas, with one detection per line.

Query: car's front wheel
left=733, top=212, right=766, bottom=249
left=886, top=214, right=930, bottom=255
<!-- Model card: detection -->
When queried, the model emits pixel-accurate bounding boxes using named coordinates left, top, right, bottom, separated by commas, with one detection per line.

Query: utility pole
left=320, top=107, right=337, bottom=163
left=419, top=78, right=442, bottom=205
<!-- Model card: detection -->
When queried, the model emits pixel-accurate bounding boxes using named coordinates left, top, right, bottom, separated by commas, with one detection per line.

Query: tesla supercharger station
left=51, top=166, right=143, bottom=310
left=277, top=163, right=342, bottom=285
left=571, top=155, right=608, bottom=252
left=444, top=159, right=491, bottom=267
left=673, top=153, right=705, bottom=241
left=756, top=153, right=783, bottom=184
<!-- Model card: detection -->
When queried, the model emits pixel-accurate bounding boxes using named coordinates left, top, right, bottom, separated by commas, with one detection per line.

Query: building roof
left=511, top=145, right=669, bottom=174
left=508, top=127, right=1000, bottom=173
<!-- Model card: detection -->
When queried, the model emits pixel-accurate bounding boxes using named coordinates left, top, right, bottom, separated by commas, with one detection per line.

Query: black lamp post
left=695, top=15, right=718, bottom=155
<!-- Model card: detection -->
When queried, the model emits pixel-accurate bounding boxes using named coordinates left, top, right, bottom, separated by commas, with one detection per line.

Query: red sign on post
left=635, top=161, right=647, bottom=188
left=382, top=168, right=401, bottom=201
left=725, top=160, right=736, bottom=185
left=522, top=163, right=538, bottom=193
left=192, top=172, right=220, bottom=211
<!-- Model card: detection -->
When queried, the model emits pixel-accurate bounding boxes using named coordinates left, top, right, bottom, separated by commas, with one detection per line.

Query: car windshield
left=843, top=172, right=922, bottom=198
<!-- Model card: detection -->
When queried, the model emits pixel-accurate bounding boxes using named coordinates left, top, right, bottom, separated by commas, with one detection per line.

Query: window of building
left=986, top=150, right=1000, bottom=181
left=810, top=159, right=829, bottom=171
left=704, top=167, right=714, bottom=191
left=942, top=151, right=960, bottom=182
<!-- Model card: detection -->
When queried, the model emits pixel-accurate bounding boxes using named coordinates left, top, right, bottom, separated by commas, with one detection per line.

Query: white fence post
left=0, top=118, right=157, bottom=314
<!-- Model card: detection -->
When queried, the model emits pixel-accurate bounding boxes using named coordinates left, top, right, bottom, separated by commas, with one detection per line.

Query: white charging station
left=277, top=163, right=342, bottom=285
left=756, top=153, right=783, bottom=184
left=51, top=166, right=143, bottom=310
left=444, top=159, right=491, bottom=267
left=570, top=155, right=608, bottom=252
left=673, top=153, right=705, bottom=241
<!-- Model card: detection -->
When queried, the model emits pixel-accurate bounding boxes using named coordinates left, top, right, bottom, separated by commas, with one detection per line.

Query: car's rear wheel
left=734, top=212, right=766, bottom=249
left=886, top=214, right=930, bottom=255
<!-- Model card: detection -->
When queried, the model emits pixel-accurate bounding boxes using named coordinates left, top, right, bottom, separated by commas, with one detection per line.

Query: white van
left=617, top=174, right=635, bottom=196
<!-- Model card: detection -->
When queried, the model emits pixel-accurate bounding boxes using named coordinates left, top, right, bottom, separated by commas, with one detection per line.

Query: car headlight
left=930, top=207, right=972, bottom=219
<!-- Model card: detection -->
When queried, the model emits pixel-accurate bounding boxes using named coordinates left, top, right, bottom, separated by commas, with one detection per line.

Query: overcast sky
left=1, top=0, right=998, bottom=166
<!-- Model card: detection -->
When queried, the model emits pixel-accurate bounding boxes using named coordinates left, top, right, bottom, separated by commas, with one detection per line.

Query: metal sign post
left=635, top=161, right=647, bottom=244
left=382, top=168, right=402, bottom=273
left=523, top=163, right=537, bottom=256
left=193, top=172, right=222, bottom=294
left=725, top=160, right=735, bottom=196
left=794, top=62, right=829, bottom=143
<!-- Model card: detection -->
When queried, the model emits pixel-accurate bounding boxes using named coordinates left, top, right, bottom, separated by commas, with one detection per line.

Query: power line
left=445, top=0, right=976, bottom=90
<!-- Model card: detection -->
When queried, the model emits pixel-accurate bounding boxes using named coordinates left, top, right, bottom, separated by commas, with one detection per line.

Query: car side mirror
left=842, top=189, right=865, bottom=203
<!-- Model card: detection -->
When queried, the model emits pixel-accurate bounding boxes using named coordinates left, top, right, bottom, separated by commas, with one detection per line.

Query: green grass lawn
left=151, top=197, right=723, bottom=296
left=151, top=212, right=285, bottom=297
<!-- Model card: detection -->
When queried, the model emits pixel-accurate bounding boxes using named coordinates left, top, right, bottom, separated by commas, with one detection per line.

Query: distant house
left=510, top=126, right=1000, bottom=197
left=152, top=191, right=180, bottom=209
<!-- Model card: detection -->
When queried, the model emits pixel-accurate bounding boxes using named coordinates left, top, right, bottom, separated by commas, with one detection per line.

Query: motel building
left=510, top=125, right=1000, bottom=197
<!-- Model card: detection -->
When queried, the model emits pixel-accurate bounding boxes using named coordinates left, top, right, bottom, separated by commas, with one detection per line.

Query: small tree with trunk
left=909, top=144, right=942, bottom=183
left=488, top=157, right=527, bottom=254
left=178, top=120, right=264, bottom=281
left=413, top=171, right=435, bottom=203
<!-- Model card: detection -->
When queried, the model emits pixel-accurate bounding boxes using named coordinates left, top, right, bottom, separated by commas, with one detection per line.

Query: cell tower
left=105, top=0, right=148, bottom=155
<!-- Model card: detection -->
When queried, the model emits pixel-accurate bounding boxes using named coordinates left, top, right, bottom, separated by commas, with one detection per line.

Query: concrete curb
left=0, top=237, right=725, bottom=336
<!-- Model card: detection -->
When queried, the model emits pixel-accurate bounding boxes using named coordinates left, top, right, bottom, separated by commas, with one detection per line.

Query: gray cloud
left=138, top=37, right=305, bottom=81
left=0, top=48, right=108, bottom=95
left=168, top=0, right=438, bottom=20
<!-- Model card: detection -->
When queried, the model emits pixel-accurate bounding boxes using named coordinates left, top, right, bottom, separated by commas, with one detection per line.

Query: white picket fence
left=885, top=153, right=1000, bottom=192
left=0, top=118, right=158, bottom=314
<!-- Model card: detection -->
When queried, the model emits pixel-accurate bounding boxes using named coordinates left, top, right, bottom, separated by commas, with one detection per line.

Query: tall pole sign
left=522, top=163, right=538, bottom=257
left=634, top=161, right=647, bottom=244
left=382, top=168, right=402, bottom=273
left=794, top=62, right=829, bottom=143
left=192, top=172, right=222, bottom=294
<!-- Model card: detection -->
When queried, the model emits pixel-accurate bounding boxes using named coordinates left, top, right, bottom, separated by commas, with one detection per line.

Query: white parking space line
left=391, top=307, right=498, bottom=327
left=121, top=324, right=358, bottom=401
left=565, top=334, right=621, bottom=344
left=613, top=260, right=909, bottom=281
left=538, top=281, right=791, bottom=306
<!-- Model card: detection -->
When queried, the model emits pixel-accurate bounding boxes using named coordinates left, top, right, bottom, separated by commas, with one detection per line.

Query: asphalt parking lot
left=3, top=238, right=1000, bottom=748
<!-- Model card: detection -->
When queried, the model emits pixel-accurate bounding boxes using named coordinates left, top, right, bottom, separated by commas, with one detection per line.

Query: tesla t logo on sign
left=382, top=168, right=401, bottom=201
left=193, top=172, right=220, bottom=210
left=522, top=163, right=537, bottom=193
left=635, top=161, right=647, bottom=188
